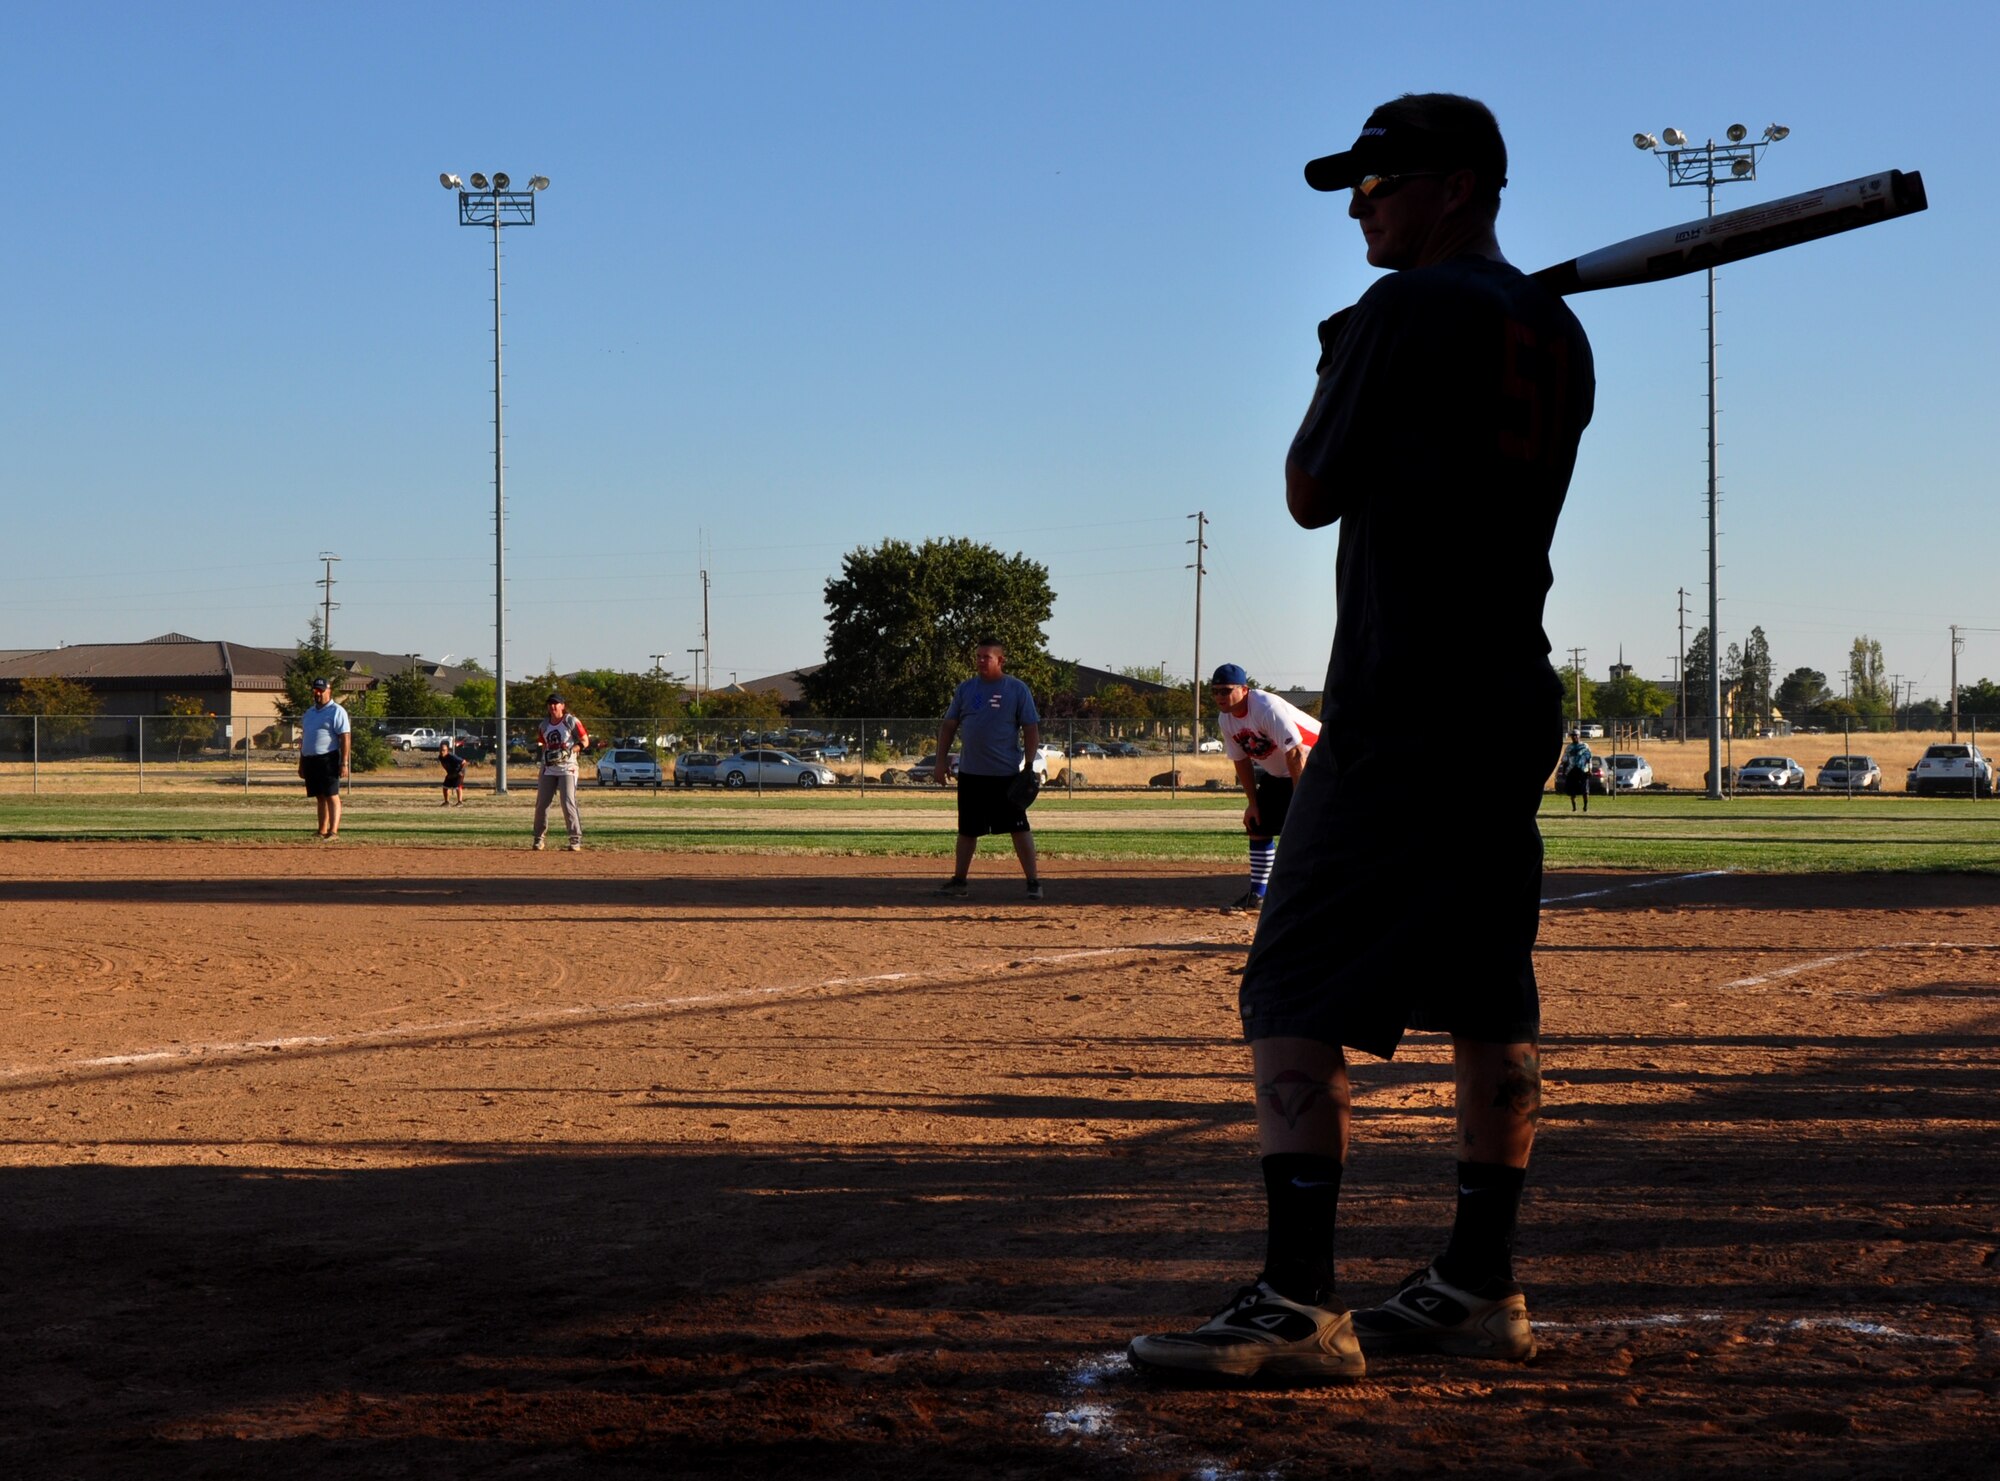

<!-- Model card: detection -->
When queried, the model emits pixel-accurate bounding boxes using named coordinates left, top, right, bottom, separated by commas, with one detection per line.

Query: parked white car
left=1906, top=743, right=1993, bottom=797
left=595, top=748, right=663, bottom=787
left=1606, top=753, right=1654, bottom=790
left=1196, top=738, right=1224, bottom=753
left=1735, top=755, right=1808, bottom=791
left=719, top=748, right=838, bottom=789
left=1815, top=754, right=1883, bottom=792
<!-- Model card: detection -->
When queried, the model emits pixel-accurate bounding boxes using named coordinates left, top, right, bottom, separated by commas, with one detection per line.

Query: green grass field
left=3, top=789, right=1998, bottom=872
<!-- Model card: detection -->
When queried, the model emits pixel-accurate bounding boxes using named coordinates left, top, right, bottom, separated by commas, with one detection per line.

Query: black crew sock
left=1437, top=1159, right=1528, bottom=1291
left=1259, top=1153, right=1343, bottom=1306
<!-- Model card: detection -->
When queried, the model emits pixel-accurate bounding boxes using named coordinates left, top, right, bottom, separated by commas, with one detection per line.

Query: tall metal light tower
left=440, top=169, right=549, bottom=794
left=1632, top=123, right=1787, bottom=798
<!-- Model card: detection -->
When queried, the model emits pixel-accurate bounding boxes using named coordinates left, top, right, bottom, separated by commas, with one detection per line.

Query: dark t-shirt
left=1288, top=256, right=1594, bottom=744
left=439, top=751, right=465, bottom=783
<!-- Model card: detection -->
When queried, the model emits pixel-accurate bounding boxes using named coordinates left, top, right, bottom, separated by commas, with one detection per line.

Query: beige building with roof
left=0, top=633, right=294, bottom=745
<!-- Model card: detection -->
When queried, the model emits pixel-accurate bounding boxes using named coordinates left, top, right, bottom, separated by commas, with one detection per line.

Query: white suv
left=1906, top=744, right=1993, bottom=797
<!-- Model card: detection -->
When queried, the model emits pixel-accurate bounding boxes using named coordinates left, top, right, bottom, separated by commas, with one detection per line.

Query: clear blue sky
left=5, top=2, right=1993, bottom=703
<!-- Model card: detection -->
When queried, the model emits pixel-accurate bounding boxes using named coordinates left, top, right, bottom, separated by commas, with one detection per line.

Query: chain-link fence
left=0, top=715, right=1241, bottom=796
left=6, top=711, right=1999, bottom=797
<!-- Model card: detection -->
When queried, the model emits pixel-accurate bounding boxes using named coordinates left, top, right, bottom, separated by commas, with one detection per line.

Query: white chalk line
left=1544, top=869, right=1732, bottom=904
left=1538, top=1313, right=1950, bottom=1343
left=1722, top=940, right=2000, bottom=989
left=0, top=934, right=1235, bottom=1088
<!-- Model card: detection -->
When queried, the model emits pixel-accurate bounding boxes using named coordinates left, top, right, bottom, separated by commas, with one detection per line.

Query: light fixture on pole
left=1632, top=121, right=1787, bottom=798
left=440, top=168, right=550, bottom=793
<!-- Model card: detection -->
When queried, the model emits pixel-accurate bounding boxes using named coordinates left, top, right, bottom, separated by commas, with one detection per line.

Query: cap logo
left=1360, top=127, right=1389, bottom=137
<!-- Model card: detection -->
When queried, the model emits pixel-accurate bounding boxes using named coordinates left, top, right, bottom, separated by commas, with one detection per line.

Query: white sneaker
left=1350, top=1264, right=1536, bottom=1360
left=1129, top=1280, right=1363, bottom=1382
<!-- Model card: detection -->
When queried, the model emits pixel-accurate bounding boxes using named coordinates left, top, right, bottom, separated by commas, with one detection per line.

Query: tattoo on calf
left=1259, top=1069, right=1334, bottom=1131
left=1492, top=1049, right=1543, bottom=1124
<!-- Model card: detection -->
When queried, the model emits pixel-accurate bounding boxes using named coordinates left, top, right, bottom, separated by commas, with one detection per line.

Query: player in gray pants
left=531, top=693, right=590, bottom=851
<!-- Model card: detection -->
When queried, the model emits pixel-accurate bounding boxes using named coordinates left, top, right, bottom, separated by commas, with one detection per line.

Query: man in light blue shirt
left=934, top=639, right=1043, bottom=901
left=298, top=677, right=352, bottom=839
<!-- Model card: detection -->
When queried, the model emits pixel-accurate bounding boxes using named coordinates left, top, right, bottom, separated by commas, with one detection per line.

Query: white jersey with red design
left=1219, top=689, right=1320, bottom=777
left=536, top=715, right=590, bottom=775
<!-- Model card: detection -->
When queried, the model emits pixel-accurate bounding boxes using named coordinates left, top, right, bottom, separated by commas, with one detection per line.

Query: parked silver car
left=1735, top=755, right=1808, bottom=791
left=595, top=748, right=663, bottom=787
left=719, top=748, right=838, bottom=789
left=1605, top=753, right=1654, bottom=790
left=673, top=751, right=724, bottom=788
left=1815, top=754, right=1883, bottom=792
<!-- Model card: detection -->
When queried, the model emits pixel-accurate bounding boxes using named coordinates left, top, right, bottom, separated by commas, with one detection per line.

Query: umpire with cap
left=1131, top=93, right=1595, bottom=1382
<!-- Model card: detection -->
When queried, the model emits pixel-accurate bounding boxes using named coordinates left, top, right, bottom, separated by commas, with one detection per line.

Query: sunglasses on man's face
left=1353, top=171, right=1444, bottom=199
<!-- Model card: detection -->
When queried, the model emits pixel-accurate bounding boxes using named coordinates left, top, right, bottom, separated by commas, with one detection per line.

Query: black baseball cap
left=546, top=692, right=564, bottom=704
left=311, top=677, right=331, bottom=691
left=1304, top=95, right=1507, bottom=195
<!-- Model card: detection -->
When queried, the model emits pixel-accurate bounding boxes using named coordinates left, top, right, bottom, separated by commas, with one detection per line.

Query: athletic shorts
left=956, top=772, right=1032, bottom=837
left=300, top=751, right=343, bottom=798
left=1248, top=772, right=1294, bottom=837
left=1239, top=712, right=1562, bottom=1059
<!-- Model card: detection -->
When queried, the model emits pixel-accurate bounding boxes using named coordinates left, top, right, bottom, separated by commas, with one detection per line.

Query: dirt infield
left=2, top=844, right=1995, bottom=1479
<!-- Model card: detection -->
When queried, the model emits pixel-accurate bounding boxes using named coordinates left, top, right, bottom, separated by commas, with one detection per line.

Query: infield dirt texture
left=2, top=843, right=1995, bottom=1478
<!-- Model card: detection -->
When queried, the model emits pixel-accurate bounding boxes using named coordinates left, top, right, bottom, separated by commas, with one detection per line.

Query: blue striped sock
left=1248, top=839, right=1276, bottom=896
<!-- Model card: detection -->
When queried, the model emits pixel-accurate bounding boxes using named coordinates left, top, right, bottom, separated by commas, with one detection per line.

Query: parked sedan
left=1906, top=743, right=1993, bottom=797
left=1067, top=741, right=1108, bottom=759
left=1605, top=753, right=1654, bottom=790
left=595, top=748, right=663, bottom=787
left=673, top=751, right=724, bottom=788
left=1815, top=754, right=1883, bottom=792
left=719, top=748, right=838, bottom=789
left=1196, top=738, right=1224, bottom=753
left=1104, top=741, right=1144, bottom=758
left=1735, top=755, right=1808, bottom=791
left=907, top=753, right=959, bottom=783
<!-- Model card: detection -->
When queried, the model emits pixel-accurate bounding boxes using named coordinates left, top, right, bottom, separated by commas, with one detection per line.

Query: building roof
left=0, top=634, right=291, bottom=691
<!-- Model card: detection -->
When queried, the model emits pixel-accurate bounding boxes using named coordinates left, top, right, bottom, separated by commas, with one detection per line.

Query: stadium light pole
left=440, top=169, right=549, bottom=794
left=1633, top=123, right=1787, bottom=798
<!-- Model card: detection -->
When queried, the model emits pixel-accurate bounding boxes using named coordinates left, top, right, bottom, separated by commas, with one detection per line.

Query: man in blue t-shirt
left=933, top=638, right=1043, bottom=901
left=297, top=677, right=351, bottom=839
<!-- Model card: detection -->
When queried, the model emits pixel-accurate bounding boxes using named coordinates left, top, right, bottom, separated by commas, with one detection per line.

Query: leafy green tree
left=801, top=537, right=1056, bottom=717
left=453, top=676, right=496, bottom=717
left=575, top=669, right=686, bottom=731
left=1593, top=672, right=1668, bottom=722
left=692, top=688, right=785, bottom=723
left=1846, top=635, right=1892, bottom=731
left=1740, top=626, right=1774, bottom=734
left=508, top=668, right=606, bottom=730
left=1775, top=667, right=1832, bottom=723
left=7, top=674, right=98, bottom=751
left=155, top=694, right=217, bottom=759
left=277, top=618, right=338, bottom=727
left=383, top=665, right=454, bottom=723
left=1555, top=665, right=1598, bottom=723
left=1957, top=678, right=2000, bottom=724
left=1115, top=663, right=1180, bottom=687
left=1682, top=626, right=1714, bottom=724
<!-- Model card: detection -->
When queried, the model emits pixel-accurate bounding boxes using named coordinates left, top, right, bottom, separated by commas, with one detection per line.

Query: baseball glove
left=1005, top=769, right=1041, bottom=812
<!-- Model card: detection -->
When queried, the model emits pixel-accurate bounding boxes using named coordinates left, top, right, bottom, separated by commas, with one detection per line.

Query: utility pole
left=688, top=648, right=705, bottom=701
left=649, top=653, right=667, bottom=677
left=1677, top=587, right=1689, bottom=743
left=1567, top=647, right=1587, bottom=726
left=316, top=552, right=341, bottom=648
left=1951, top=624, right=1963, bottom=739
left=1186, top=511, right=1207, bottom=745
left=1889, top=673, right=1905, bottom=731
left=701, top=568, right=712, bottom=696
